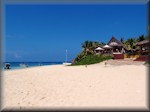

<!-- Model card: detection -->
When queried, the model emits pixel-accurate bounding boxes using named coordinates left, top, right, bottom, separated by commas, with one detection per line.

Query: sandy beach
left=1, top=60, right=148, bottom=110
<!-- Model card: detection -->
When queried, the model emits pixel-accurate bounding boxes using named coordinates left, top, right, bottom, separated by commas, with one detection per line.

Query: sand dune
left=1, top=61, right=148, bottom=110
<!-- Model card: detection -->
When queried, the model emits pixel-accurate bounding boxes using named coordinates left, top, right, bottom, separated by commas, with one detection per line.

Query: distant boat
left=4, top=63, right=11, bottom=69
left=20, top=63, right=28, bottom=68
left=63, top=62, right=72, bottom=65
left=63, top=49, right=72, bottom=65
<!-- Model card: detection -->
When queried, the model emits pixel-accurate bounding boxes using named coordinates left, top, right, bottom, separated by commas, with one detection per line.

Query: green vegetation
left=122, top=35, right=149, bottom=50
left=72, top=54, right=113, bottom=65
left=81, top=40, right=106, bottom=56
left=72, top=34, right=149, bottom=65
left=120, top=37, right=125, bottom=44
left=144, top=61, right=150, bottom=65
left=125, top=38, right=137, bottom=50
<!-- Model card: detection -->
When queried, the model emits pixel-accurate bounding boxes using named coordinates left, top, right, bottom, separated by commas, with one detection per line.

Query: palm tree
left=82, top=40, right=94, bottom=55
left=125, top=38, right=136, bottom=50
left=99, top=42, right=106, bottom=46
left=145, top=36, right=150, bottom=40
left=120, top=37, right=125, bottom=44
left=82, top=40, right=89, bottom=55
left=92, top=41, right=100, bottom=49
left=75, top=51, right=86, bottom=62
left=137, top=35, right=145, bottom=42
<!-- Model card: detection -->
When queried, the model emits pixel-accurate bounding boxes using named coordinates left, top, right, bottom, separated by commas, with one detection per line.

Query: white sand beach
left=1, top=60, right=148, bottom=110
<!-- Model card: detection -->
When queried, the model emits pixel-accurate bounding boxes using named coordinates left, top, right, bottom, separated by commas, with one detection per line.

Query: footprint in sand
left=22, top=97, right=24, bottom=100
left=61, top=100, right=64, bottom=102
left=22, top=92, right=29, bottom=100
left=27, top=91, right=29, bottom=94
left=26, top=92, right=29, bottom=96
left=40, top=97, right=46, bottom=100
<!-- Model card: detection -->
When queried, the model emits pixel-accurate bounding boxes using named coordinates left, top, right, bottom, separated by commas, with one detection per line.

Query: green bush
left=145, top=61, right=150, bottom=65
left=72, top=54, right=113, bottom=65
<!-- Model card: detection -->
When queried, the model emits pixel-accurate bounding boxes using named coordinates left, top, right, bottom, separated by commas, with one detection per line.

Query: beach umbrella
left=103, top=45, right=112, bottom=49
left=95, top=47, right=104, bottom=50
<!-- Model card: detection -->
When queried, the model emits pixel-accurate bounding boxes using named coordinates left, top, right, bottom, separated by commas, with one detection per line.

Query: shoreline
left=2, top=59, right=147, bottom=71
left=2, top=64, right=63, bottom=71
left=2, top=63, right=147, bottom=72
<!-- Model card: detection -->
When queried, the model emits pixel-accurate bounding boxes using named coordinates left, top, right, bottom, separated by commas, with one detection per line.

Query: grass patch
left=144, top=61, right=150, bottom=65
left=71, top=55, right=113, bottom=65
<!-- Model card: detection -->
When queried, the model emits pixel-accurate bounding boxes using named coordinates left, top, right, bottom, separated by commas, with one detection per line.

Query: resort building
left=94, top=36, right=129, bottom=59
left=135, top=39, right=150, bottom=55
left=133, top=39, right=150, bottom=61
left=94, top=36, right=149, bottom=60
left=108, top=36, right=128, bottom=54
left=94, top=36, right=128, bottom=56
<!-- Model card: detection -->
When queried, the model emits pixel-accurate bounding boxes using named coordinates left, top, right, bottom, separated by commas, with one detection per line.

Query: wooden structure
left=108, top=36, right=128, bottom=53
left=134, top=39, right=150, bottom=62
left=134, top=55, right=149, bottom=61
left=113, top=53, right=124, bottom=59
left=107, top=36, right=128, bottom=59
left=136, top=39, right=150, bottom=55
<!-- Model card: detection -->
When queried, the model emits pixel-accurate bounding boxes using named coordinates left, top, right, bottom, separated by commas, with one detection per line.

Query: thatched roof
left=136, top=39, right=150, bottom=46
left=108, top=36, right=128, bottom=50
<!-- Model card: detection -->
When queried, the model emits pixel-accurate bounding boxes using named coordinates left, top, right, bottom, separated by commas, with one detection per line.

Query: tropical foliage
left=72, top=55, right=113, bottom=65
left=120, top=37, right=125, bottom=44
left=123, top=35, right=148, bottom=50
left=82, top=40, right=94, bottom=55
left=125, top=38, right=136, bottom=50
left=72, top=34, right=149, bottom=65
left=137, top=35, right=145, bottom=42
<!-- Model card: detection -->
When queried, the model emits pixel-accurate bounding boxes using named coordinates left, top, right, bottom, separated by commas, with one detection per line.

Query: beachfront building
left=94, top=36, right=128, bottom=56
left=107, top=36, right=128, bottom=54
left=134, top=39, right=150, bottom=61
left=106, top=36, right=129, bottom=59
left=94, top=36, right=130, bottom=59
left=135, top=39, right=150, bottom=55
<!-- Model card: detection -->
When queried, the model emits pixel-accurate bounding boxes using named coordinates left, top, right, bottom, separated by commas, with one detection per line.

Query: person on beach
left=105, top=61, right=107, bottom=67
left=85, top=64, right=87, bottom=68
left=72, top=59, right=74, bottom=64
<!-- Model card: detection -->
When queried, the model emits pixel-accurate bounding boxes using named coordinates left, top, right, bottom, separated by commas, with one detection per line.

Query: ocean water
left=2, top=62, right=63, bottom=70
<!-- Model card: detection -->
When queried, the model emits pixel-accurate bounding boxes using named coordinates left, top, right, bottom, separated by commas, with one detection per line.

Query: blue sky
left=5, top=4, right=147, bottom=62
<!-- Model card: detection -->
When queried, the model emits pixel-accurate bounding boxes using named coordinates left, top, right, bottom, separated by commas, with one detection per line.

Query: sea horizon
left=2, top=61, right=69, bottom=70
left=3, top=61, right=64, bottom=63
